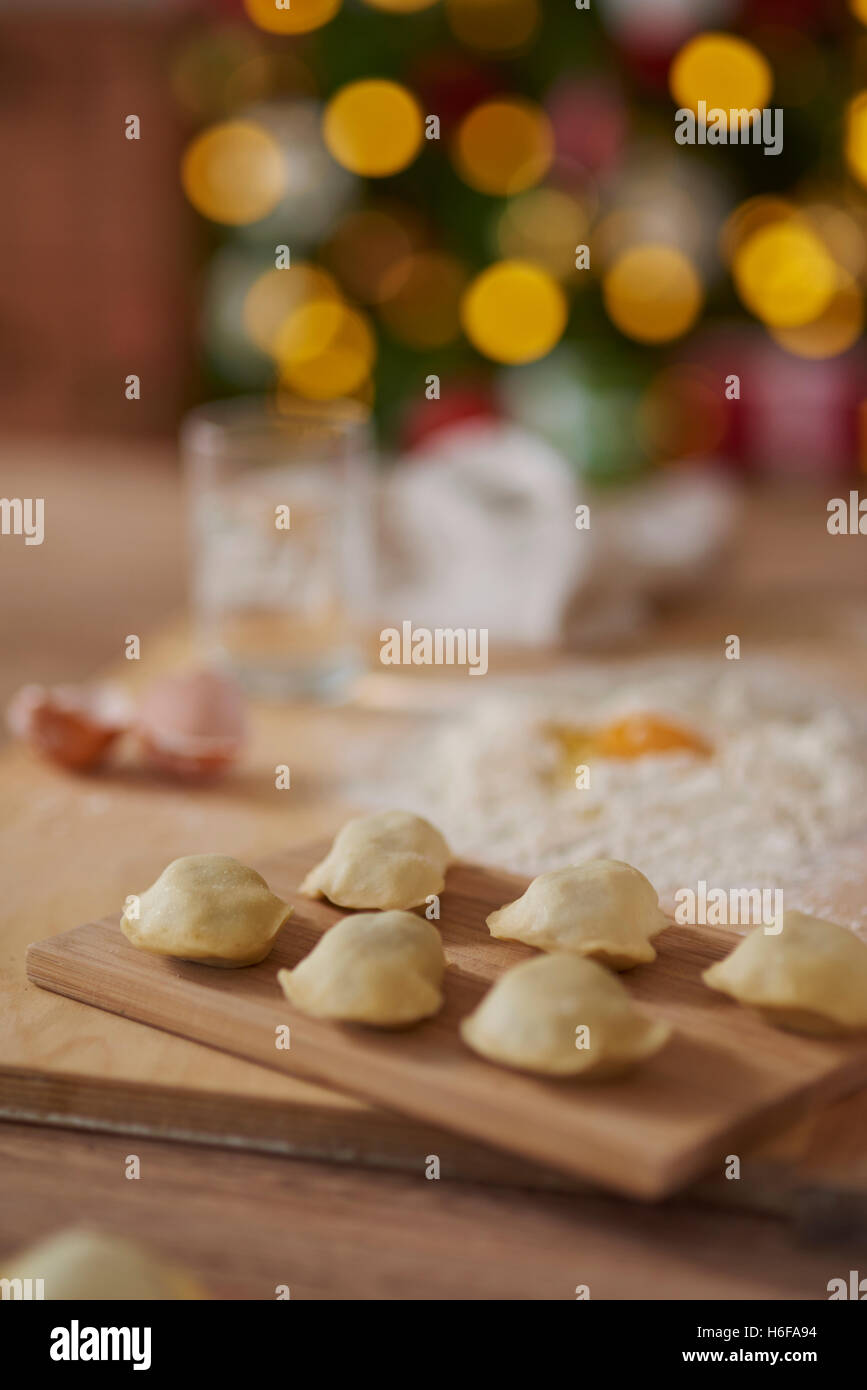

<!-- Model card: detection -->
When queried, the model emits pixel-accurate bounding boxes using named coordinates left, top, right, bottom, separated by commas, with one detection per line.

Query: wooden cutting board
left=25, top=842, right=867, bottom=1200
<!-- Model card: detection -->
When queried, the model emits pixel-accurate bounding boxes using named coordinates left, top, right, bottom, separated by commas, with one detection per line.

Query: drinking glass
left=182, top=397, right=373, bottom=698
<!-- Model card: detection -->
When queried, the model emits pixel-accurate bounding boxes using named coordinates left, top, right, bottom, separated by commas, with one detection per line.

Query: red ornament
left=401, top=385, right=498, bottom=453
left=690, top=327, right=864, bottom=479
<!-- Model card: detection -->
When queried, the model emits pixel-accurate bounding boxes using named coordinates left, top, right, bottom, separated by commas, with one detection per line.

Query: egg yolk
left=594, top=714, right=711, bottom=759
left=546, top=713, right=711, bottom=778
left=545, top=723, right=596, bottom=768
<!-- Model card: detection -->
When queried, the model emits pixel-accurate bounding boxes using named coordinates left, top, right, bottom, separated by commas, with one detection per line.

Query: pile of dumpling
left=121, top=812, right=451, bottom=1029
left=121, top=809, right=867, bottom=1083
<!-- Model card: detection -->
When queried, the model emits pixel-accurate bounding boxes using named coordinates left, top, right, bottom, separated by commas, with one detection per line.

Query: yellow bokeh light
left=719, top=196, right=793, bottom=267
left=732, top=221, right=837, bottom=328
left=279, top=298, right=347, bottom=363
left=497, top=188, right=589, bottom=278
left=603, top=245, right=703, bottom=345
left=243, top=0, right=341, bottom=34
left=378, top=252, right=467, bottom=348
left=850, top=0, right=867, bottom=22
left=804, top=203, right=866, bottom=279
left=461, top=259, right=567, bottom=364
left=181, top=120, right=286, bottom=225
left=323, top=80, right=424, bottom=177
left=352, top=375, right=377, bottom=409
left=769, top=271, right=864, bottom=359
left=845, top=92, right=867, bottom=188
left=670, top=32, right=772, bottom=114
left=445, top=0, right=538, bottom=54
left=276, top=300, right=376, bottom=400
left=453, top=98, right=553, bottom=196
left=243, top=264, right=340, bottom=356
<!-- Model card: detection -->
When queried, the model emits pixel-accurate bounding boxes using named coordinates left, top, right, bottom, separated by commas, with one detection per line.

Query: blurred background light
left=802, top=202, right=867, bottom=280
left=545, top=77, right=628, bottom=181
left=243, top=0, right=342, bottom=35
left=603, top=244, right=703, bottom=344
left=592, top=144, right=731, bottom=280
left=453, top=98, right=553, bottom=196
left=323, top=80, right=424, bottom=177
left=720, top=195, right=794, bottom=268
left=461, top=260, right=567, bottom=364
left=181, top=119, right=287, bottom=225
left=243, top=263, right=341, bottom=357
left=600, top=0, right=738, bottom=51
left=496, top=188, right=589, bottom=280
left=445, top=0, right=539, bottom=55
left=323, top=204, right=425, bottom=304
left=669, top=32, right=773, bottom=113
left=498, top=346, right=591, bottom=470
left=595, top=191, right=701, bottom=270
left=732, top=220, right=837, bottom=328
left=377, top=251, right=467, bottom=348
left=17, top=0, right=863, bottom=483
left=202, top=247, right=276, bottom=387
left=498, top=345, right=648, bottom=485
left=845, top=92, right=867, bottom=188
left=234, top=102, right=357, bottom=249
left=276, top=299, right=376, bottom=400
left=769, top=272, right=864, bottom=360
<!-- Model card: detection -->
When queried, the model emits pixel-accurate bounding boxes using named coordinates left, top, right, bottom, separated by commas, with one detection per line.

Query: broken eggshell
left=137, top=669, right=247, bottom=780
left=6, top=682, right=133, bottom=771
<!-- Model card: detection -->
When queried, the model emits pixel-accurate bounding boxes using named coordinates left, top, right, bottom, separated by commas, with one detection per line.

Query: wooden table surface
left=2, top=440, right=867, bottom=1299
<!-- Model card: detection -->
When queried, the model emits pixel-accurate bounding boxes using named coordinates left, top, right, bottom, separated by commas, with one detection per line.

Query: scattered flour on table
left=348, top=658, right=867, bottom=937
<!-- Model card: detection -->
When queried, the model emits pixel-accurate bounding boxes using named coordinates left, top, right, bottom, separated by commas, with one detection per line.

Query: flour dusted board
left=26, top=844, right=867, bottom=1199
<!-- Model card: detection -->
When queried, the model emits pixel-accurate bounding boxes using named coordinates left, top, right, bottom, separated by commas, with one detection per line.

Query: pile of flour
left=349, top=658, right=867, bottom=934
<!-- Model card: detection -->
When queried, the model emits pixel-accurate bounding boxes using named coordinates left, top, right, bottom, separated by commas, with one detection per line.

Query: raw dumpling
left=299, top=810, right=450, bottom=911
left=486, top=860, right=668, bottom=970
left=460, top=954, right=671, bottom=1078
left=278, top=911, right=445, bottom=1027
left=0, top=1228, right=205, bottom=1300
left=121, top=854, right=291, bottom=967
left=702, top=909, right=867, bottom=1036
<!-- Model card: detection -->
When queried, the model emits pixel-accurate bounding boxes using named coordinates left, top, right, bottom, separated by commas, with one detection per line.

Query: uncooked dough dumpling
left=0, top=1228, right=205, bottom=1300
left=460, top=954, right=671, bottom=1078
left=121, top=854, right=291, bottom=967
left=702, top=910, right=867, bottom=1036
left=278, top=911, right=446, bottom=1027
left=299, top=810, right=451, bottom=911
left=486, top=860, right=668, bottom=970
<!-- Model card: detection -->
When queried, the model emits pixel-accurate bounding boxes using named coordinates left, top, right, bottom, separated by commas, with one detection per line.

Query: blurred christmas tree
left=177, top=0, right=866, bottom=484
